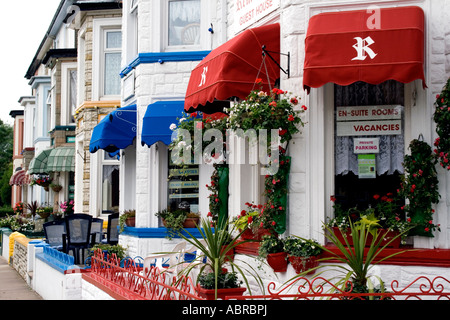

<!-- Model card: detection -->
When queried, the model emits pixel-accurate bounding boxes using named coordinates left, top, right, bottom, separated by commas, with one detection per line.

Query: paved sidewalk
left=0, top=256, right=42, bottom=300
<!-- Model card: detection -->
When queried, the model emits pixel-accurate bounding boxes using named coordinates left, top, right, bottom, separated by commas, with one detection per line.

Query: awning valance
left=184, top=23, right=280, bottom=113
left=9, top=170, right=30, bottom=186
left=141, top=101, right=185, bottom=147
left=28, top=149, right=52, bottom=175
left=89, top=104, right=137, bottom=153
left=47, top=147, right=75, bottom=172
left=303, top=6, right=426, bottom=92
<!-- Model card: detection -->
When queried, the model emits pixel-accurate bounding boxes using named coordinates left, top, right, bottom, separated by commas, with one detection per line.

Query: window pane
left=102, top=165, right=120, bottom=212
left=106, top=31, right=122, bottom=49
left=168, top=0, right=200, bottom=46
left=104, top=52, right=121, bottom=95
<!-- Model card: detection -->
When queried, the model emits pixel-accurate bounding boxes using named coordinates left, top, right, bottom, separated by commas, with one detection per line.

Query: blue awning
left=141, top=101, right=185, bottom=147
left=89, top=104, right=137, bottom=153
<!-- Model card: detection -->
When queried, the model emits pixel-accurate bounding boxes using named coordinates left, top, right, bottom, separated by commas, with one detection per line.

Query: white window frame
left=161, top=0, right=207, bottom=52
left=61, top=62, right=78, bottom=125
left=92, top=18, right=122, bottom=101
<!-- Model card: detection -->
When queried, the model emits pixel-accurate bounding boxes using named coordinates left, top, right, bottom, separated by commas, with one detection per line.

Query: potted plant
left=179, top=218, right=263, bottom=300
left=183, top=212, right=201, bottom=228
left=26, top=201, right=39, bottom=220
left=89, top=243, right=126, bottom=260
left=36, top=206, right=53, bottom=220
left=232, top=202, right=273, bottom=241
left=119, top=209, right=135, bottom=232
left=283, top=236, right=322, bottom=275
left=258, top=235, right=287, bottom=272
left=301, top=219, right=411, bottom=299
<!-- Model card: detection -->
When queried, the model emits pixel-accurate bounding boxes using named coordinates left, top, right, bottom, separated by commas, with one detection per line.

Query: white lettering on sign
left=352, top=36, right=377, bottom=61
left=235, top=0, right=280, bottom=33
left=337, top=105, right=402, bottom=121
left=354, top=138, right=380, bottom=154
left=337, top=120, right=402, bottom=136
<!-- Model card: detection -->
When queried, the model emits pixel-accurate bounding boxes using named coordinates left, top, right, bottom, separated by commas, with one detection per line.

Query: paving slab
left=0, top=256, right=42, bottom=300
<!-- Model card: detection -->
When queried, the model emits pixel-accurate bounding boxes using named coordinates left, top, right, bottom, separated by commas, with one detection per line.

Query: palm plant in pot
left=293, top=219, right=411, bottom=299
left=258, top=235, right=287, bottom=272
left=180, top=217, right=264, bottom=300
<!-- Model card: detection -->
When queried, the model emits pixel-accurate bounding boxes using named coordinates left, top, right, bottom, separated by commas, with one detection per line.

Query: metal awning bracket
left=262, top=45, right=290, bottom=78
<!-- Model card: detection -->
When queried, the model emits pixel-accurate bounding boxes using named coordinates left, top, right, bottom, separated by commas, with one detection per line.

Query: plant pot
left=221, top=246, right=235, bottom=262
left=266, top=252, right=287, bottom=272
left=331, top=227, right=401, bottom=248
left=288, top=255, right=318, bottom=275
left=125, top=217, right=135, bottom=227
left=183, top=217, right=199, bottom=228
left=196, top=285, right=246, bottom=300
left=240, top=228, right=273, bottom=241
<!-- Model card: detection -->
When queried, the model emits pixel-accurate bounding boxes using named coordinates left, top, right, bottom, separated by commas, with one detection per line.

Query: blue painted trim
left=120, top=227, right=212, bottom=239
left=36, top=244, right=77, bottom=274
left=120, top=51, right=211, bottom=78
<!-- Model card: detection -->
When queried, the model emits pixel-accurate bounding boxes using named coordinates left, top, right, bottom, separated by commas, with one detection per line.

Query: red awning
left=184, top=23, right=280, bottom=113
left=9, top=170, right=30, bottom=186
left=303, top=6, right=426, bottom=92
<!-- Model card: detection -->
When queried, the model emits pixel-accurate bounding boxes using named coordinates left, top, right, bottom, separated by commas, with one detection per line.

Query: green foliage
left=398, top=139, right=440, bottom=237
left=0, top=162, right=12, bottom=206
left=433, top=78, right=450, bottom=169
left=197, top=270, right=242, bottom=289
left=283, top=236, right=322, bottom=257
left=258, top=235, right=284, bottom=258
left=290, top=219, right=410, bottom=299
left=155, top=209, right=188, bottom=239
left=89, top=244, right=126, bottom=260
left=179, top=218, right=264, bottom=299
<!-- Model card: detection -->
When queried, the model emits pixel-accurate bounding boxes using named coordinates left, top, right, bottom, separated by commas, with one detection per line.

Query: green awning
left=47, top=147, right=75, bottom=172
left=28, top=149, right=52, bottom=174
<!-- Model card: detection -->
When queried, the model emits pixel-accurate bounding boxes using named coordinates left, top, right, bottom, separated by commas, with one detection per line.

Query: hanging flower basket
left=50, top=184, right=62, bottom=192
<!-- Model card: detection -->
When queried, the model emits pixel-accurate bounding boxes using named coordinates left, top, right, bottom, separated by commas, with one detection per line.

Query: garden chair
left=63, top=213, right=93, bottom=265
left=143, top=241, right=187, bottom=275
left=102, top=213, right=119, bottom=245
left=43, top=220, right=66, bottom=251
left=91, top=218, right=104, bottom=244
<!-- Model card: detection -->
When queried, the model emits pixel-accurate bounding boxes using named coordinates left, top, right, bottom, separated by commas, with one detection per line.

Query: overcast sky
left=0, top=0, right=61, bottom=125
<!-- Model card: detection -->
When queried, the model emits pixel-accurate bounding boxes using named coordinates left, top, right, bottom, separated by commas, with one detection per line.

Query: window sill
left=235, top=241, right=450, bottom=268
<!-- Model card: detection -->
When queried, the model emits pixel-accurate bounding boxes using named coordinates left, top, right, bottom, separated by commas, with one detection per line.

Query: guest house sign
left=336, top=105, right=402, bottom=136
left=235, top=0, right=280, bottom=32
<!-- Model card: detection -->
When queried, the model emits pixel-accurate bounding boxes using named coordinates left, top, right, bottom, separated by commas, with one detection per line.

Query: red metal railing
left=88, top=249, right=203, bottom=300
left=225, top=275, right=450, bottom=300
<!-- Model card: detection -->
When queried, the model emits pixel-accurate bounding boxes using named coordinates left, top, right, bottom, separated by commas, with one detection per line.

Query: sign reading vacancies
left=336, top=105, right=403, bottom=137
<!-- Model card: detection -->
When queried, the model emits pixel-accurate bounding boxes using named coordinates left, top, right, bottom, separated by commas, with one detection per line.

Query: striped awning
left=28, top=149, right=52, bottom=174
left=47, top=147, right=75, bottom=172
left=9, top=169, right=30, bottom=186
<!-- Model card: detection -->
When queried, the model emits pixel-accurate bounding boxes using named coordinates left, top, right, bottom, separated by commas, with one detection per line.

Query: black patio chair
left=64, top=213, right=93, bottom=265
left=102, top=213, right=119, bottom=245
left=43, top=220, right=66, bottom=251
left=91, top=218, right=104, bottom=244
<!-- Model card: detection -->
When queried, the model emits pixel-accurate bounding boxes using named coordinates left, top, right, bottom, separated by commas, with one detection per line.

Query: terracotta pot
left=196, top=285, right=246, bottom=300
left=266, top=252, right=287, bottom=272
left=125, top=217, right=135, bottom=227
left=331, top=227, right=401, bottom=248
left=240, top=228, right=273, bottom=241
left=288, top=255, right=318, bottom=275
left=221, top=246, right=235, bottom=262
left=183, top=217, right=199, bottom=228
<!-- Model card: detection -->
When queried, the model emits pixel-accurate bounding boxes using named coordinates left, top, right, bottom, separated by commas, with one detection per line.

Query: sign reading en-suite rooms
left=336, top=105, right=403, bottom=136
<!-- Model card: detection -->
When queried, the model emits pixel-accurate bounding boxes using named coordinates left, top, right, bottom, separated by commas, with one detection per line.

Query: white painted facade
left=117, top=0, right=450, bottom=265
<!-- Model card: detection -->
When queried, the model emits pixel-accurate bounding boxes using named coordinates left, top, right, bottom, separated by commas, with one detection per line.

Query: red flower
left=373, top=194, right=380, bottom=200
left=191, top=112, right=198, bottom=118
left=425, top=227, right=430, bottom=232
left=301, top=105, right=308, bottom=111
left=271, top=221, right=276, bottom=226
left=287, top=114, right=295, bottom=122
left=247, top=216, right=253, bottom=224
left=269, top=101, right=277, bottom=107
left=279, top=129, right=288, bottom=136
left=215, top=198, right=219, bottom=203
left=330, top=196, right=336, bottom=202
left=290, top=97, right=298, bottom=105
left=207, top=212, right=212, bottom=217
left=255, top=78, right=262, bottom=84
left=240, top=210, right=246, bottom=216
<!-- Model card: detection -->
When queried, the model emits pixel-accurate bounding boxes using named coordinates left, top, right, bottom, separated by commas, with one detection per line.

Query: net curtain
left=334, top=81, right=405, bottom=176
